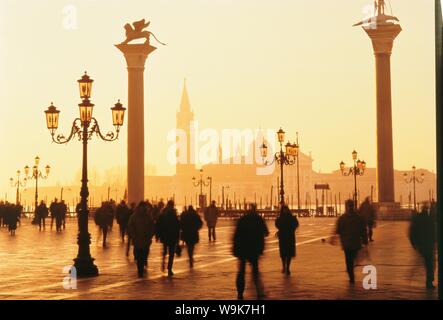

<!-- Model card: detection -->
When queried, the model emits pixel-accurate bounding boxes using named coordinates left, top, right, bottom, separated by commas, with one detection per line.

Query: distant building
left=144, top=83, right=436, bottom=209
left=15, top=84, right=436, bottom=211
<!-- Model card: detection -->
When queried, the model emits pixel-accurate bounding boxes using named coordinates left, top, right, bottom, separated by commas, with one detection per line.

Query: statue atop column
left=353, top=0, right=400, bottom=27
left=120, top=19, right=166, bottom=46
left=115, top=19, right=163, bottom=206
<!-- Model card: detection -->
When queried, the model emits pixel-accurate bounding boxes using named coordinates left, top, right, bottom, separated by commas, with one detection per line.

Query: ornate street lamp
left=24, top=156, right=50, bottom=218
left=403, top=165, right=424, bottom=212
left=44, top=71, right=125, bottom=277
left=261, top=128, right=296, bottom=206
left=339, top=150, right=366, bottom=207
left=192, top=169, right=211, bottom=209
left=10, top=170, right=27, bottom=205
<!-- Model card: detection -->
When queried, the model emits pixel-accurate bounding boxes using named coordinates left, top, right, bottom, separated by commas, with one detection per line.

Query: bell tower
left=176, top=79, right=195, bottom=176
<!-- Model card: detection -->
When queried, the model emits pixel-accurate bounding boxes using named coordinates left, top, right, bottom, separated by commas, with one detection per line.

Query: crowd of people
left=0, top=201, right=22, bottom=235
left=0, top=195, right=437, bottom=298
left=34, top=199, right=68, bottom=232
left=94, top=199, right=207, bottom=278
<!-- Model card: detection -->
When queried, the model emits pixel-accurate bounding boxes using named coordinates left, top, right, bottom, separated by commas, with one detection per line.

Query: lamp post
left=192, top=169, right=211, bottom=209
left=24, top=156, right=50, bottom=216
left=44, top=71, right=126, bottom=277
left=207, top=177, right=213, bottom=203
left=60, top=187, right=72, bottom=201
left=221, top=185, right=230, bottom=210
left=260, top=128, right=297, bottom=206
left=339, top=150, right=366, bottom=207
left=403, top=165, right=424, bottom=212
left=295, top=132, right=301, bottom=212
left=10, top=170, right=27, bottom=205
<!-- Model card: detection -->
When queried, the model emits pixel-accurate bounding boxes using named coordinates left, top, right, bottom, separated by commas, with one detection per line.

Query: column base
left=73, top=257, right=99, bottom=278
left=374, top=202, right=412, bottom=220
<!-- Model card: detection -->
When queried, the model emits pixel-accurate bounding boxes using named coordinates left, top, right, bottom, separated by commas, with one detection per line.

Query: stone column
left=364, top=23, right=401, bottom=204
left=116, top=43, right=156, bottom=205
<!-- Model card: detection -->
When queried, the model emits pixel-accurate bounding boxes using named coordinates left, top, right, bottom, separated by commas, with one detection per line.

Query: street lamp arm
left=10, top=178, right=26, bottom=188
left=284, top=155, right=296, bottom=166
left=90, top=118, right=120, bottom=142
left=202, top=180, right=210, bottom=187
left=38, top=171, right=49, bottom=180
left=416, top=176, right=425, bottom=184
left=51, top=118, right=82, bottom=145
left=263, top=152, right=279, bottom=166
left=192, top=181, right=201, bottom=187
left=341, top=168, right=354, bottom=177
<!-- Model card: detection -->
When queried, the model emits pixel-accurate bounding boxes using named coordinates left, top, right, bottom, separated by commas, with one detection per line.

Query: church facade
left=145, top=82, right=436, bottom=210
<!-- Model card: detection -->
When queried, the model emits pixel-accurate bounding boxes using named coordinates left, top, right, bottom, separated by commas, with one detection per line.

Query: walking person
left=55, top=201, right=67, bottom=232
left=275, top=205, right=299, bottom=275
left=60, top=200, right=68, bottom=230
left=36, top=201, right=49, bottom=231
left=156, top=200, right=180, bottom=276
left=358, top=197, right=377, bottom=242
left=335, top=199, right=368, bottom=284
left=0, top=201, right=5, bottom=227
left=116, top=200, right=131, bottom=243
left=127, top=201, right=156, bottom=278
left=126, top=202, right=136, bottom=257
left=233, top=204, right=269, bottom=300
left=204, top=201, right=219, bottom=241
left=409, top=203, right=436, bottom=289
left=180, top=205, right=203, bottom=268
left=94, top=202, right=114, bottom=247
left=6, top=203, right=20, bottom=235
left=49, top=198, right=59, bottom=230
left=153, top=200, right=164, bottom=225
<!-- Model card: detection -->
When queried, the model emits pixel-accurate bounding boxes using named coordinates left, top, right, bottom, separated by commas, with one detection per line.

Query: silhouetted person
left=275, top=205, right=299, bottom=275
left=0, top=201, right=5, bottom=227
left=127, top=201, right=156, bottom=277
left=108, top=199, right=117, bottom=231
left=126, top=202, right=136, bottom=257
left=36, top=201, right=49, bottom=231
left=153, top=200, right=165, bottom=225
left=4, top=203, right=20, bottom=235
left=409, top=204, right=436, bottom=289
left=94, top=202, right=114, bottom=247
left=75, top=202, right=81, bottom=216
left=233, top=204, right=269, bottom=300
left=430, top=199, right=437, bottom=229
left=116, top=200, right=131, bottom=242
left=204, top=201, right=219, bottom=241
left=156, top=200, right=180, bottom=276
left=56, top=200, right=67, bottom=232
left=180, top=205, right=203, bottom=268
left=358, top=197, right=377, bottom=241
left=335, top=199, right=368, bottom=284
left=49, top=198, right=59, bottom=230
left=60, top=200, right=67, bottom=230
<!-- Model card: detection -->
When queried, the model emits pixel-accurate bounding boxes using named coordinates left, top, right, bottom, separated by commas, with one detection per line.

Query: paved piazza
left=0, top=217, right=438, bottom=300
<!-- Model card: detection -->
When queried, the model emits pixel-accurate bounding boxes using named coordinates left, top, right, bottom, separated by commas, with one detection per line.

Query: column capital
left=115, top=43, right=157, bottom=69
left=364, top=24, right=402, bottom=55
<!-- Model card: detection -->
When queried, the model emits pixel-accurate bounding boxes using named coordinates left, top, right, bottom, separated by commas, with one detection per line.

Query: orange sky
left=0, top=0, right=437, bottom=198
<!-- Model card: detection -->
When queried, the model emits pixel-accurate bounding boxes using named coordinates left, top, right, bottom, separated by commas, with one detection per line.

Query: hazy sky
left=0, top=0, right=437, bottom=197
